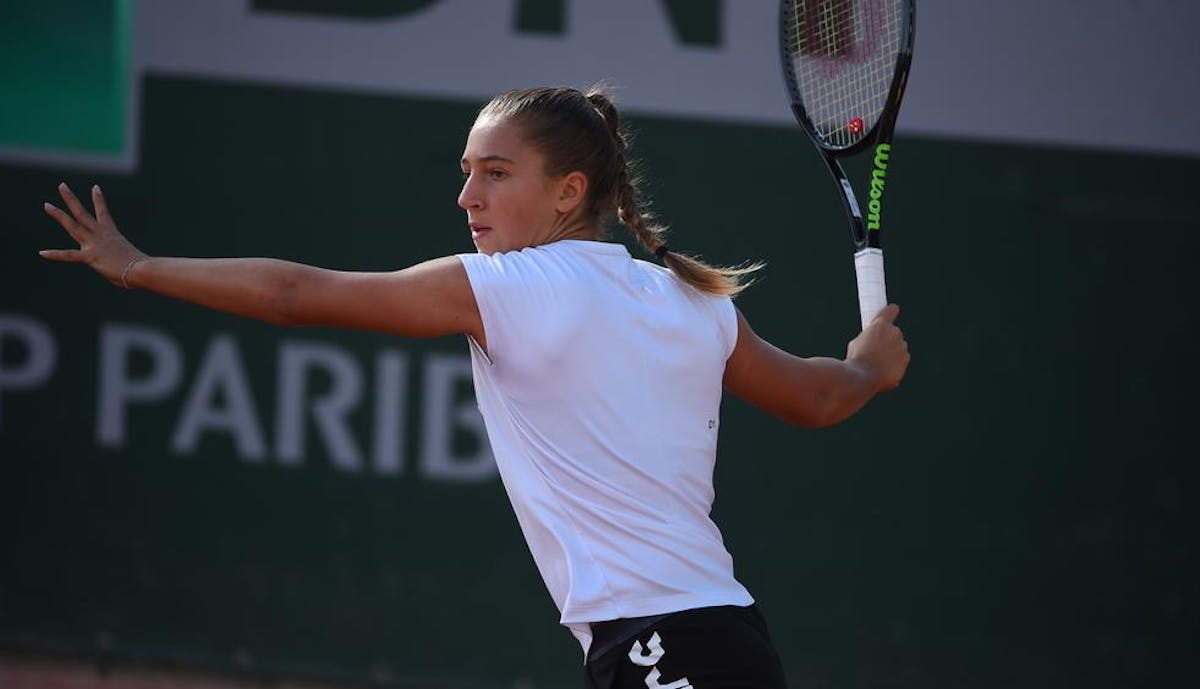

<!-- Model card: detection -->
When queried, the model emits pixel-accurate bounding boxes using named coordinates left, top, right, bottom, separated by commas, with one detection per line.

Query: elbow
left=790, top=414, right=835, bottom=430
left=782, top=393, right=844, bottom=429
left=266, top=265, right=308, bottom=326
left=786, top=411, right=842, bottom=430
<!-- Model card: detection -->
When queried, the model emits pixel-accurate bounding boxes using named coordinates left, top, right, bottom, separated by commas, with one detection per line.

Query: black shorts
left=584, top=605, right=788, bottom=689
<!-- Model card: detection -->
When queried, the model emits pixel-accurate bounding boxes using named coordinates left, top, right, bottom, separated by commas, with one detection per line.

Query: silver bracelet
left=120, top=256, right=145, bottom=290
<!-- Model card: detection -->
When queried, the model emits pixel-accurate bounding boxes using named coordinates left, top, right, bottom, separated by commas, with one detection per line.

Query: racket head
left=779, top=0, right=915, bottom=155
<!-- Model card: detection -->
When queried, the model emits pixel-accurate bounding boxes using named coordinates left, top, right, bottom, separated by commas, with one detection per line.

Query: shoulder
left=622, top=257, right=738, bottom=358
left=460, top=240, right=631, bottom=289
left=456, top=244, right=604, bottom=361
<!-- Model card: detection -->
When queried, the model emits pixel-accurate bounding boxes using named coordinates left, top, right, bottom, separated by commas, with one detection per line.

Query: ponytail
left=585, top=89, right=762, bottom=297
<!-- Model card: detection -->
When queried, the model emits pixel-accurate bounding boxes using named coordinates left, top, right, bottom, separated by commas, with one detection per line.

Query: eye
left=488, top=168, right=508, bottom=180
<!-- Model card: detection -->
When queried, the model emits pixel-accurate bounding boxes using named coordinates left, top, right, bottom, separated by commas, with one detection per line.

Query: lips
left=469, top=223, right=491, bottom=239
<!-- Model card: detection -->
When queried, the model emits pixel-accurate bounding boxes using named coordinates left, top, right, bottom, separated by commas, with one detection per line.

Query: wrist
left=844, top=355, right=884, bottom=394
left=120, top=254, right=149, bottom=289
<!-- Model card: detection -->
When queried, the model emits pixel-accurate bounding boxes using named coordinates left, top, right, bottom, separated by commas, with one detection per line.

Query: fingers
left=92, top=184, right=111, bottom=222
left=38, top=248, right=86, bottom=263
left=57, top=182, right=96, bottom=227
left=872, top=303, right=900, bottom=325
left=859, top=303, right=908, bottom=390
left=43, top=202, right=89, bottom=243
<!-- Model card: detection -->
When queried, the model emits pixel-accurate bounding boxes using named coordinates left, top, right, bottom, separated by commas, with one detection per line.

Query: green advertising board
left=0, top=2, right=134, bottom=168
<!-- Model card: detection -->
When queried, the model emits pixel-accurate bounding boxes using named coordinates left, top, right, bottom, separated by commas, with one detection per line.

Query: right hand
left=41, top=182, right=146, bottom=288
left=846, top=303, right=910, bottom=392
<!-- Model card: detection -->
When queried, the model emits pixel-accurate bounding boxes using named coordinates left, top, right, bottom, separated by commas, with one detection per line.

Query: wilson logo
left=867, top=143, right=891, bottom=231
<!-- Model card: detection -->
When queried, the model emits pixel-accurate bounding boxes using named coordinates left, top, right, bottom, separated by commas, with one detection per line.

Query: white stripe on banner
left=132, top=0, right=1200, bottom=156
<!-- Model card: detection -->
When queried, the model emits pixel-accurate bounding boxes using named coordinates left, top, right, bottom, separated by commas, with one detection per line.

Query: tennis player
left=42, top=87, right=909, bottom=688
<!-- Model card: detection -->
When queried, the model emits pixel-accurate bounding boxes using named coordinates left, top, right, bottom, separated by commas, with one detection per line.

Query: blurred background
left=1, top=1, right=1197, bottom=687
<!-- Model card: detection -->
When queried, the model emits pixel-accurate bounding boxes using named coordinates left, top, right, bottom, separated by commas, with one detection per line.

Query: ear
left=554, top=171, right=589, bottom=215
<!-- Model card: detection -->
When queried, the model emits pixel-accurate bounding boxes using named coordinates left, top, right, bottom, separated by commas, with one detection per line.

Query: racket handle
left=853, top=248, right=887, bottom=330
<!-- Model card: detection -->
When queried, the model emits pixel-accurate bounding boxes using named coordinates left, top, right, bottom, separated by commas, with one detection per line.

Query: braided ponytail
left=585, top=89, right=762, bottom=297
left=479, top=86, right=762, bottom=297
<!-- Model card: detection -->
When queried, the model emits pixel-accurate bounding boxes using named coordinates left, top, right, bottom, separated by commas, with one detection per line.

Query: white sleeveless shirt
left=457, top=240, right=753, bottom=654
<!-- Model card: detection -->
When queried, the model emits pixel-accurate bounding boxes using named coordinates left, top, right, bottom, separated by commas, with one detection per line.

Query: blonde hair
left=478, top=86, right=763, bottom=297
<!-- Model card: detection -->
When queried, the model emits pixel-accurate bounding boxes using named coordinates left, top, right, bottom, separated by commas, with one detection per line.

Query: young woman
left=43, top=86, right=909, bottom=688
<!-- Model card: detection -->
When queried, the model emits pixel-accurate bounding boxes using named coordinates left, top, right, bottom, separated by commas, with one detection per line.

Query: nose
left=457, top=174, right=482, bottom=211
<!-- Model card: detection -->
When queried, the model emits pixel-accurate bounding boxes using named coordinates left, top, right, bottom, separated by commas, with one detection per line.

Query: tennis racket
left=779, top=0, right=915, bottom=330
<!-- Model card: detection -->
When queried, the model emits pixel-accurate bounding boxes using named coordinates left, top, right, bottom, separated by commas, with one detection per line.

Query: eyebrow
left=461, top=154, right=516, bottom=166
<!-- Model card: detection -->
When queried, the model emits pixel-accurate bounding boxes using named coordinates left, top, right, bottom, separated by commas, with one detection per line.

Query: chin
left=471, top=230, right=504, bottom=255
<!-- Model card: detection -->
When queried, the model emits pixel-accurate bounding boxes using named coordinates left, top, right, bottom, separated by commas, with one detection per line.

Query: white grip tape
left=853, top=248, right=887, bottom=330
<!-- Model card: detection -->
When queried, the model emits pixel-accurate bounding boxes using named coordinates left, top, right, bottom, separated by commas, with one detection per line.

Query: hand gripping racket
left=779, top=0, right=915, bottom=329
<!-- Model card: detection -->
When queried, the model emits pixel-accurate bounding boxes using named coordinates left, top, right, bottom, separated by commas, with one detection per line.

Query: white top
left=457, top=240, right=754, bottom=655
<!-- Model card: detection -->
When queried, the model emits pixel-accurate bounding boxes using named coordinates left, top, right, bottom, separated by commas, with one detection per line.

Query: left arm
left=722, top=306, right=909, bottom=428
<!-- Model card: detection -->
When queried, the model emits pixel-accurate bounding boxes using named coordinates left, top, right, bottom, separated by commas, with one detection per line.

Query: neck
left=540, top=212, right=598, bottom=245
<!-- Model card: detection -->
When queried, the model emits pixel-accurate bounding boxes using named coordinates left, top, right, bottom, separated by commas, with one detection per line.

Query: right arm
left=40, top=183, right=483, bottom=343
left=722, top=306, right=910, bottom=428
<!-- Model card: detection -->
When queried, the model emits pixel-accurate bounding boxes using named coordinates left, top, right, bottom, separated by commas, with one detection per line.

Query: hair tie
left=654, top=244, right=670, bottom=259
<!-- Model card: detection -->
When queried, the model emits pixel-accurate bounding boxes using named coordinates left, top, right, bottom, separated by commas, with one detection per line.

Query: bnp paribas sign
left=1, top=0, right=753, bottom=173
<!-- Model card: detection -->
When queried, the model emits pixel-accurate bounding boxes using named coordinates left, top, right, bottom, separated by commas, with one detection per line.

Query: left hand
left=41, top=182, right=146, bottom=288
left=846, top=303, right=910, bottom=392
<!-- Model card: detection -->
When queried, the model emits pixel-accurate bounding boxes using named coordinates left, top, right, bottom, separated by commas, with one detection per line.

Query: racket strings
left=784, top=0, right=903, bottom=148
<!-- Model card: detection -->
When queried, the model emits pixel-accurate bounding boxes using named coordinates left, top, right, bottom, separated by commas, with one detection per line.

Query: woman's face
left=458, top=117, right=568, bottom=255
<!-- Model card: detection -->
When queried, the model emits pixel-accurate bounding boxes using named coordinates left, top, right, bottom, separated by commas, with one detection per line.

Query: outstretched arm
left=41, top=183, right=482, bottom=342
left=723, top=305, right=909, bottom=428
